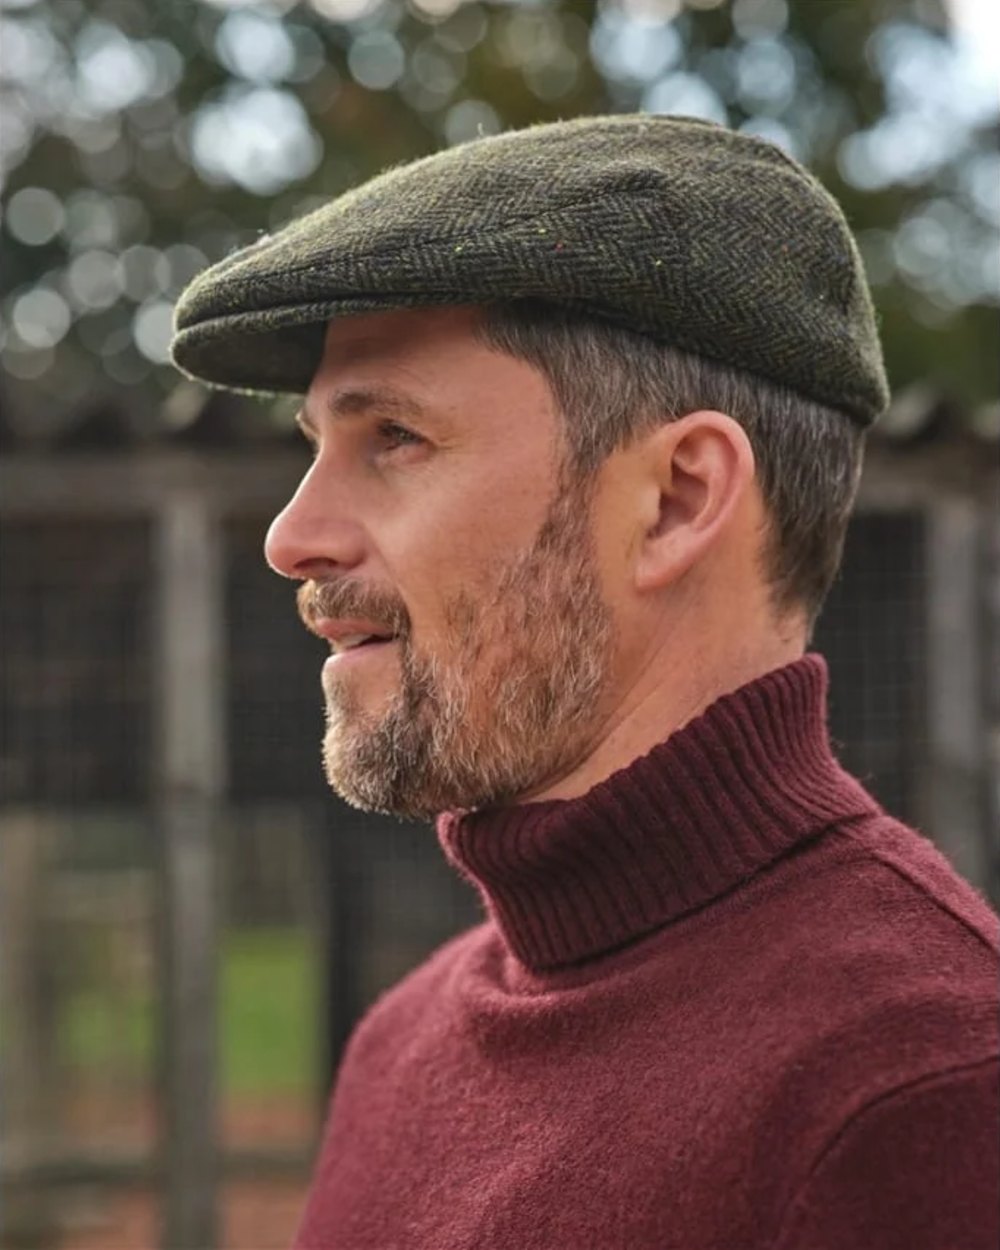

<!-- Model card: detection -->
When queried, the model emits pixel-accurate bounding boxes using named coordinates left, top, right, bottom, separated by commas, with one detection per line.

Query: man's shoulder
left=747, top=811, right=998, bottom=1119
left=703, top=815, right=997, bottom=1206
left=718, top=807, right=998, bottom=1006
left=821, top=809, right=999, bottom=961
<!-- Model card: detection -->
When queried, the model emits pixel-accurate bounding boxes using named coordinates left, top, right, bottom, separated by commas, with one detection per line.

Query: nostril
left=294, top=557, right=343, bottom=580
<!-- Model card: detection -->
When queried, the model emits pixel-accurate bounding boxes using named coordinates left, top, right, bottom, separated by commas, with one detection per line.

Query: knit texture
left=294, top=656, right=999, bottom=1250
left=171, top=114, right=889, bottom=425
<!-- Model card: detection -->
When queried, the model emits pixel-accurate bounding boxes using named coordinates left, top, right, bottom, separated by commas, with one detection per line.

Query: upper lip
left=309, top=617, right=396, bottom=645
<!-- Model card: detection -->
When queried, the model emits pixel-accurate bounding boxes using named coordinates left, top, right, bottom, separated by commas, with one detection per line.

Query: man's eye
left=376, top=420, right=422, bottom=450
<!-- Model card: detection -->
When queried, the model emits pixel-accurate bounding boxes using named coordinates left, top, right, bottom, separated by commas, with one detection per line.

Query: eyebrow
left=295, top=386, right=428, bottom=438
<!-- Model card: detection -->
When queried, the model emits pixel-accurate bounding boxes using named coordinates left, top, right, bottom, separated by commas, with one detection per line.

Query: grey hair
left=475, top=300, right=866, bottom=626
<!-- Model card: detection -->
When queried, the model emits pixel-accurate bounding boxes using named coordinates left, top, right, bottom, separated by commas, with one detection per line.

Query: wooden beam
left=153, top=494, right=225, bottom=1250
left=0, top=812, right=59, bottom=1248
left=0, top=451, right=305, bottom=518
left=922, top=500, right=993, bottom=893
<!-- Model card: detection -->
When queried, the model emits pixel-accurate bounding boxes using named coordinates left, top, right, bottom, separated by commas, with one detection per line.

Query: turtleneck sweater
left=294, top=655, right=999, bottom=1250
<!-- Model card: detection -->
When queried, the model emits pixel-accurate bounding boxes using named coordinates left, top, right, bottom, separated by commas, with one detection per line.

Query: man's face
left=265, top=306, right=616, bottom=820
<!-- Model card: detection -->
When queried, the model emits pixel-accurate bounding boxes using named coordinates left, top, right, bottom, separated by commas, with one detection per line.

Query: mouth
left=308, top=614, right=400, bottom=656
left=327, top=633, right=397, bottom=658
left=322, top=635, right=398, bottom=686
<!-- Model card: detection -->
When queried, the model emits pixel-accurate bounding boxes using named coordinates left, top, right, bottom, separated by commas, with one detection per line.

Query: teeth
left=331, top=634, right=374, bottom=654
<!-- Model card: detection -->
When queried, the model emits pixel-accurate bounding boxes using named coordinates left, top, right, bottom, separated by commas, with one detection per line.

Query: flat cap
left=171, top=114, right=888, bottom=426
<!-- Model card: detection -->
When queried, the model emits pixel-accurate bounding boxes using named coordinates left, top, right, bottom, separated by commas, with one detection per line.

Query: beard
left=297, top=477, right=615, bottom=821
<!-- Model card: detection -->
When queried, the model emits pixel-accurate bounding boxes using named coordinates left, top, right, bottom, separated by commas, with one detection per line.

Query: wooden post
left=923, top=500, right=991, bottom=892
left=154, top=494, right=225, bottom=1250
left=979, top=508, right=1000, bottom=909
left=0, top=812, right=59, bottom=1248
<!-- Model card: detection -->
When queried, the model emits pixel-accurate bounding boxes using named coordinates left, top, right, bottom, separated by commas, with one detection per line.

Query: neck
left=439, top=653, right=879, bottom=973
left=522, top=625, right=806, bottom=805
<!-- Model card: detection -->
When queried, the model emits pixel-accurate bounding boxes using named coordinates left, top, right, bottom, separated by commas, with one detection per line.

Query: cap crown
left=171, top=114, right=888, bottom=426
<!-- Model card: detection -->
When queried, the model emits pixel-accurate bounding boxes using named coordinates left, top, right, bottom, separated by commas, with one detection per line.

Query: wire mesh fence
left=0, top=451, right=995, bottom=1249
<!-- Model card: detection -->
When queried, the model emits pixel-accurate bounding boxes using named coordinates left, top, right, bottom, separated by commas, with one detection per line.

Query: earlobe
left=634, top=412, right=755, bottom=593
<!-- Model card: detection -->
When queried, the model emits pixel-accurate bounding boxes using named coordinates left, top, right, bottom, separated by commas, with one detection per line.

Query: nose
left=264, top=463, right=366, bottom=580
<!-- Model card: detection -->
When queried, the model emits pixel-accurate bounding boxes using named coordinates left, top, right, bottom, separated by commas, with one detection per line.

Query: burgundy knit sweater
left=294, top=656, right=999, bottom=1250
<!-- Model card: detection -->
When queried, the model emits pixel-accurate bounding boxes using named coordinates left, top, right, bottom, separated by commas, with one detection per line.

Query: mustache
left=296, top=579, right=411, bottom=638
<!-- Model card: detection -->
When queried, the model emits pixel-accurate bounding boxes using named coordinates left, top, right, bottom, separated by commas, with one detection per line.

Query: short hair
left=476, top=300, right=866, bottom=627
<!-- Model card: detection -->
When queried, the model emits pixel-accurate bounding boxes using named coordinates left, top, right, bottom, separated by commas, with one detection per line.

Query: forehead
left=310, top=306, right=562, bottom=442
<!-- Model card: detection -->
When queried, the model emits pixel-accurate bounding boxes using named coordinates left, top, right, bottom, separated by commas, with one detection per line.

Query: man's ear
left=633, top=410, right=756, bottom=593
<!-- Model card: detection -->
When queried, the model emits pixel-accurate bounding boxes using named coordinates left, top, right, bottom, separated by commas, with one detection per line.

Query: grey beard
left=322, top=615, right=608, bottom=819
left=320, top=474, right=614, bottom=820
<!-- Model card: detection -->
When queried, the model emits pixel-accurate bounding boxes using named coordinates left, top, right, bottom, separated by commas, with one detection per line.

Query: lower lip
left=322, top=639, right=396, bottom=675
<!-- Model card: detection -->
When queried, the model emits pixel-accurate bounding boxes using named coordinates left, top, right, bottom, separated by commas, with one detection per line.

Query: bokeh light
left=189, top=85, right=323, bottom=194
left=5, top=186, right=64, bottom=244
left=216, top=10, right=298, bottom=83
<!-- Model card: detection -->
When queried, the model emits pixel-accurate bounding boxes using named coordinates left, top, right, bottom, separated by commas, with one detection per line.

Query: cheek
left=588, top=468, right=642, bottom=601
left=375, top=520, right=491, bottom=646
left=385, top=486, right=553, bottom=611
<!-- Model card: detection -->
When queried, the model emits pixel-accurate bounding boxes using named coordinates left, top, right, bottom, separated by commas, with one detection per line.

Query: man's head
left=264, top=301, right=840, bottom=819
left=172, top=114, right=888, bottom=818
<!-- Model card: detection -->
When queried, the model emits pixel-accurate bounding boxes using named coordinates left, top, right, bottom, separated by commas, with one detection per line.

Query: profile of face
left=264, top=307, right=617, bottom=820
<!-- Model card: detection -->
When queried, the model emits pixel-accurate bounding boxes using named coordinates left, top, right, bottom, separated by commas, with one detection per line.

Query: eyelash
left=376, top=419, right=421, bottom=450
left=302, top=419, right=422, bottom=459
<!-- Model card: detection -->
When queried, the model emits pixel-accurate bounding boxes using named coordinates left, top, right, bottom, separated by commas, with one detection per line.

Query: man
left=172, top=116, right=998, bottom=1249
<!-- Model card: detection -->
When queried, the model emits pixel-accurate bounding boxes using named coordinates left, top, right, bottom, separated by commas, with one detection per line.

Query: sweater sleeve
left=773, top=1058, right=999, bottom=1250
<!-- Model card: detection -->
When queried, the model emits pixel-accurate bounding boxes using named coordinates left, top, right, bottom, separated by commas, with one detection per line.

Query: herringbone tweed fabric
left=170, top=113, right=888, bottom=425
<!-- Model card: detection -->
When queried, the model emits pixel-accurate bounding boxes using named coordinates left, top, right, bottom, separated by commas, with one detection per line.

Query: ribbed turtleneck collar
left=437, top=655, right=878, bottom=973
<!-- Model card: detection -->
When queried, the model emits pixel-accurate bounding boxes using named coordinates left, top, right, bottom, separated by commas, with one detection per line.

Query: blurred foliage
left=62, top=926, right=314, bottom=1096
left=0, top=0, right=997, bottom=449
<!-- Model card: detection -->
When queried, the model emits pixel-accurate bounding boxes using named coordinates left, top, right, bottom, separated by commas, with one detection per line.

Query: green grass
left=60, top=927, right=318, bottom=1098
left=221, top=927, right=317, bottom=1096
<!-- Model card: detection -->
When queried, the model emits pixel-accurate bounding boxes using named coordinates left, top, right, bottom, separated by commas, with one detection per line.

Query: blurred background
left=0, top=0, right=997, bottom=1246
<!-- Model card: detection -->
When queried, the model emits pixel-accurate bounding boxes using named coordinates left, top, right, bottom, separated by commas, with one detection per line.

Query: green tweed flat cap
left=171, top=113, right=888, bottom=425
